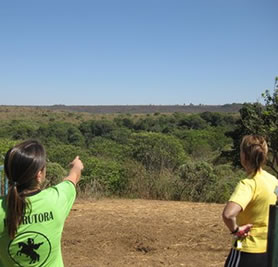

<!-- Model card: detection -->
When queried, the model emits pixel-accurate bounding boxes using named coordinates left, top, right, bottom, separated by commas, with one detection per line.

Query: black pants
left=224, top=248, right=267, bottom=267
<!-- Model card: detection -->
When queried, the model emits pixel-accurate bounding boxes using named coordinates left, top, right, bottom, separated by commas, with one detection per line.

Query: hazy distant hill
left=37, top=103, right=243, bottom=114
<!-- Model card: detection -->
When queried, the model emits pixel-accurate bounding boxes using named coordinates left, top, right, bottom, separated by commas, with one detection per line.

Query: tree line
left=0, top=77, right=277, bottom=203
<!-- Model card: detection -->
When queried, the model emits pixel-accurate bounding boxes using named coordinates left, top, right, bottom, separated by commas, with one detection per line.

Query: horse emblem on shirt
left=16, top=238, right=43, bottom=264
left=8, top=231, right=51, bottom=267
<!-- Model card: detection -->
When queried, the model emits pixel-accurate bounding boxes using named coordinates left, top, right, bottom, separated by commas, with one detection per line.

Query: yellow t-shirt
left=229, top=170, right=278, bottom=253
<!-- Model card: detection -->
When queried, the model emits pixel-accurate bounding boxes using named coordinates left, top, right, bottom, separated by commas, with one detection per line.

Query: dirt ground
left=62, top=199, right=231, bottom=267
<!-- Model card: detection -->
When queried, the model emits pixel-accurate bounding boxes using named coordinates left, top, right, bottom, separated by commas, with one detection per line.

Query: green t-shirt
left=0, top=180, right=76, bottom=267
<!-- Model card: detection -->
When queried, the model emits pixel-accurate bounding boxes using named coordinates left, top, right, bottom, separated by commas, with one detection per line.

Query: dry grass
left=62, top=199, right=230, bottom=267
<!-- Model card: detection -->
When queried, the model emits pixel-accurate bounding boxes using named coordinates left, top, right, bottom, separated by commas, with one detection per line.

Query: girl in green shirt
left=0, top=140, right=84, bottom=266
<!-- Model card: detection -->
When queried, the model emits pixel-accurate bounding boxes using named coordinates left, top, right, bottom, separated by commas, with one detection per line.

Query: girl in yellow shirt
left=222, top=135, right=278, bottom=267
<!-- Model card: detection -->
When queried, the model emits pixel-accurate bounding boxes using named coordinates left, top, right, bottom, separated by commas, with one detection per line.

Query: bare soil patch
left=62, top=199, right=230, bottom=267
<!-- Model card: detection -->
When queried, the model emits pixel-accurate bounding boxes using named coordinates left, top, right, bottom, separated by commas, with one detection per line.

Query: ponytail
left=240, top=135, right=268, bottom=175
left=6, top=185, right=29, bottom=239
left=4, top=140, right=46, bottom=239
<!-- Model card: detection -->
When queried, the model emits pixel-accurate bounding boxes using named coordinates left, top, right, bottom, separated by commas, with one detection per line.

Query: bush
left=0, top=138, right=19, bottom=165
left=36, top=122, right=85, bottom=147
left=89, top=137, right=130, bottom=161
left=123, top=160, right=181, bottom=200
left=43, top=162, right=67, bottom=188
left=176, top=160, right=244, bottom=203
left=211, top=164, right=245, bottom=203
left=177, top=160, right=216, bottom=202
left=47, top=144, right=90, bottom=168
left=79, top=120, right=116, bottom=146
left=0, top=121, right=37, bottom=140
left=130, top=132, right=187, bottom=171
left=175, top=128, right=230, bottom=159
left=107, top=128, right=132, bottom=144
left=80, top=157, right=127, bottom=195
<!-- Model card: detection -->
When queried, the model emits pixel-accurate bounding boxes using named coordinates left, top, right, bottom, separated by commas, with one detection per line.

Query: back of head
left=240, top=135, right=268, bottom=175
left=4, top=140, right=46, bottom=239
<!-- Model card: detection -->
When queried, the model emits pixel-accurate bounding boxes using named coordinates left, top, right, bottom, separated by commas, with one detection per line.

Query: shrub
left=79, top=120, right=116, bottom=146
left=36, top=122, right=85, bottom=146
left=89, top=137, right=130, bottom=161
left=43, top=162, right=67, bottom=188
left=80, top=157, right=127, bottom=195
left=130, top=132, right=187, bottom=171
left=47, top=144, right=90, bottom=168
left=177, top=160, right=244, bottom=203
left=123, top=160, right=181, bottom=200
left=177, top=160, right=216, bottom=202
left=0, top=138, right=19, bottom=165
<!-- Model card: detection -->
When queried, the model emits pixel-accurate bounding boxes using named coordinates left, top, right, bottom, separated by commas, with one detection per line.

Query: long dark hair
left=4, top=140, right=46, bottom=239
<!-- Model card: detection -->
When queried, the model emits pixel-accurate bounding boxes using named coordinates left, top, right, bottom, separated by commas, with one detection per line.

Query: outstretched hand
left=70, top=156, right=84, bottom=171
left=64, top=156, right=84, bottom=185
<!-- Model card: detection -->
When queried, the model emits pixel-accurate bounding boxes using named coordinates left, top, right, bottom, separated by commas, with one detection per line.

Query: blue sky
left=0, top=0, right=277, bottom=105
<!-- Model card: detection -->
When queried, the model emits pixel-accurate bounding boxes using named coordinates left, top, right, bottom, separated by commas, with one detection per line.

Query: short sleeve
left=51, top=180, right=76, bottom=219
left=229, top=179, right=255, bottom=210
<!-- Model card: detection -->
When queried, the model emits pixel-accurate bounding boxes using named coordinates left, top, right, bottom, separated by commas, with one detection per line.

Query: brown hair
left=4, top=140, right=46, bottom=239
left=240, top=135, right=268, bottom=175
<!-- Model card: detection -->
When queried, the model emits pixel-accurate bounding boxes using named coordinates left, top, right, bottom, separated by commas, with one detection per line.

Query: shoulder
left=43, top=181, right=77, bottom=219
left=230, top=178, right=256, bottom=198
left=233, top=178, right=256, bottom=196
left=262, top=170, right=277, bottom=179
left=52, top=180, right=76, bottom=191
left=228, top=177, right=257, bottom=199
left=229, top=178, right=255, bottom=210
left=42, top=180, right=76, bottom=198
left=237, top=177, right=256, bottom=190
left=46, top=180, right=75, bottom=191
left=258, top=170, right=278, bottom=184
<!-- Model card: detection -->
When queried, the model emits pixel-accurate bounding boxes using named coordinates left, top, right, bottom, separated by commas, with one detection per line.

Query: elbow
left=222, top=210, right=229, bottom=221
left=222, top=209, right=235, bottom=222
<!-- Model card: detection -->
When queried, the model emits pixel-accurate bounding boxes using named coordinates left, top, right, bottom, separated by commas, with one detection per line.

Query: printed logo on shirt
left=8, top=231, right=51, bottom=267
left=22, top=211, right=54, bottom=225
left=3, top=211, right=54, bottom=227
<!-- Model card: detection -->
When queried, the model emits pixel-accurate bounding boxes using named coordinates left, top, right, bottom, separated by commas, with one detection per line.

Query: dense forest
left=0, top=79, right=277, bottom=203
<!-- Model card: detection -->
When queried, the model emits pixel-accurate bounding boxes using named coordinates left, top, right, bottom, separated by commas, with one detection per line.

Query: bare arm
left=222, top=201, right=242, bottom=232
left=63, top=156, right=84, bottom=186
left=222, top=201, right=252, bottom=236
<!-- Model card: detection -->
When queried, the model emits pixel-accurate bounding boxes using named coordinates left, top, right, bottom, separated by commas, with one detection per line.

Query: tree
left=88, top=137, right=130, bottom=161
left=43, top=162, right=67, bottom=188
left=79, top=120, right=116, bottom=146
left=47, top=144, right=90, bottom=168
left=177, top=114, right=207, bottom=130
left=36, top=122, right=85, bottom=146
left=130, top=132, right=187, bottom=171
left=177, top=160, right=217, bottom=202
left=0, top=138, right=18, bottom=165
left=200, top=112, right=236, bottom=127
left=226, top=77, right=278, bottom=175
left=80, top=157, right=127, bottom=195
left=1, top=121, right=37, bottom=140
